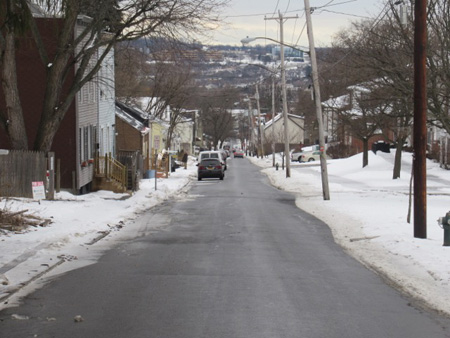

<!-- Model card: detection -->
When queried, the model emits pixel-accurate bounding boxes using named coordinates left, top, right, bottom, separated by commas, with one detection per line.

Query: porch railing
left=95, top=153, right=127, bottom=190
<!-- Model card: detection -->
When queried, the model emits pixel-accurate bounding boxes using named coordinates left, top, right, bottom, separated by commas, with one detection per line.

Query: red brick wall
left=0, top=18, right=77, bottom=189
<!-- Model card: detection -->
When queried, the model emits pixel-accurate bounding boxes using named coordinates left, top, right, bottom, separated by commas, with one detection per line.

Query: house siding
left=116, top=117, right=144, bottom=152
left=264, top=114, right=304, bottom=147
left=174, top=121, right=194, bottom=155
left=75, top=18, right=98, bottom=191
left=98, top=45, right=116, bottom=157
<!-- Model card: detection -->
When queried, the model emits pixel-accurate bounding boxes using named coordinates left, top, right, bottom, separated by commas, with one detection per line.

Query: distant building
left=115, top=101, right=167, bottom=172
left=263, top=113, right=305, bottom=151
left=271, top=46, right=304, bottom=62
left=322, top=85, right=395, bottom=156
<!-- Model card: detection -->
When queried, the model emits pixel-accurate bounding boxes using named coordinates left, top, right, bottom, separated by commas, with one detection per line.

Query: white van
left=198, top=151, right=227, bottom=170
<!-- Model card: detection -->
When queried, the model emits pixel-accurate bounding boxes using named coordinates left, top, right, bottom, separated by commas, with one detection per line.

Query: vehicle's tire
left=308, top=158, right=315, bottom=162
left=297, top=156, right=302, bottom=162
left=220, top=174, right=224, bottom=180
left=198, top=176, right=202, bottom=181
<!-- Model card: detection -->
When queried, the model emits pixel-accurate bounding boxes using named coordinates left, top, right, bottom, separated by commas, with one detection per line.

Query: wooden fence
left=0, top=150, right=47, bottom=198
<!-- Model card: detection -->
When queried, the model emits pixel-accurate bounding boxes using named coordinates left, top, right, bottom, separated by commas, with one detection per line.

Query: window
left=79, top=127, right=83, bottom=162
left=79, top=125, right=97, bottom=165
left=84, top=127, right=89, bottom=161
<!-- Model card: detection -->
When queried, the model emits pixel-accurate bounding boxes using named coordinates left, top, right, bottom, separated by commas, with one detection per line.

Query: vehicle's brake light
left=216, top=165, right=222, bottom=169
left=199, top=166, right=205, bottom=170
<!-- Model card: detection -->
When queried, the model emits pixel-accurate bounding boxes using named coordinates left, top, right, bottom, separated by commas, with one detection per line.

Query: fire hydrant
left=437, top=211, right=450, bottom=246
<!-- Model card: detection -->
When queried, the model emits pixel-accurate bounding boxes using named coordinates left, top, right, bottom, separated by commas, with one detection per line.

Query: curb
left=0, top=259, right=65, bottom=305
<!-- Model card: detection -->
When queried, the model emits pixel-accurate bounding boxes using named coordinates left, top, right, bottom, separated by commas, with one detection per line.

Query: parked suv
left=197, top=158, right=224, bottom=181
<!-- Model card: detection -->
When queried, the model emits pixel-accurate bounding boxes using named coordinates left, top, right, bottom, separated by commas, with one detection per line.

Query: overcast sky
left=206, top=0, right=386, bottom=47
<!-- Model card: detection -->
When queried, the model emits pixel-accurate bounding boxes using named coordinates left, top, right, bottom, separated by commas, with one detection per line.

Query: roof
left=264, top=113, right=304, bottom=130
left=322, top=94, right=349, bottom=110
left=28, top=2, right=45, bottom=17
left=115, top=101, right=150, bottom=134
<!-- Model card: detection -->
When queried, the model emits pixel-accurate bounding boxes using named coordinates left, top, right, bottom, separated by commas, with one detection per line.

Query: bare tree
left=328, top=4, right=414, bottom=172
left=0, top=0, right=228, bottom=151
left=115, top=45, right=152, bottom=101
left=197, top=88, right=238, bottom=149
left=161, top=66, right=196, bottom=149
left=427, top=0, right=450, bottom=133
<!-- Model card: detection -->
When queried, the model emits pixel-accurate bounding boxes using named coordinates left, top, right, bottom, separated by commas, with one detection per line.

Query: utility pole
left=255, top=84, right=265, bottom=158
left=304, top=0, right=330, bottom=200
left=413, top=0, right=427, bottom=238
left=272, top=77, right=276, bottom=167
left=247, top=97, right=255, bottom=156
left=266, top=11, right=298, bottom=177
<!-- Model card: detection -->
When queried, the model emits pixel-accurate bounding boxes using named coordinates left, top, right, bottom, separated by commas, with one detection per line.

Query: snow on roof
left=115, top=101, right=149, bottom=134
left=264, top=113, right=304, bottom=130
left=322, top=94, right=350, bottom=109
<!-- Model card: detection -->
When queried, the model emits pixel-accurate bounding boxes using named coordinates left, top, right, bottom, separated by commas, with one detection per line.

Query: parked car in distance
left=197, top=158, right=224, bottom=181
left=234, top=149, right=244, bottom=158
left=291, top=150, right=329, bottom=162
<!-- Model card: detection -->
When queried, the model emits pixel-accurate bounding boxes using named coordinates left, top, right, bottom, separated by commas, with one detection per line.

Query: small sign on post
left=32, top=181, right=46, bottom=201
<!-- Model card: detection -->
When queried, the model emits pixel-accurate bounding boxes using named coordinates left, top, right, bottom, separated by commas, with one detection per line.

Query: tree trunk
left=362, top=138, right=369, bottom=167
left=1, top=29, right=28, bottom=149
left=33, top=50, right=76, bottom=152
left=166, top=124, right=175, bottom=150
left=393, top=140, right=403, bottom=179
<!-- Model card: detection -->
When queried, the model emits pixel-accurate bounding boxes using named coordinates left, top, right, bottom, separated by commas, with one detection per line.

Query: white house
left=97, top=44, right=116, bottom=157
left=263, top=113, right=305, bottom=147
left=173, top=116, right=195, bottom=155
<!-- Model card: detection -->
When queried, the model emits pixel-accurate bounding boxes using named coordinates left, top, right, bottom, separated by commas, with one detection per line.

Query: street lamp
left=242, top=33, right=292, bottom=177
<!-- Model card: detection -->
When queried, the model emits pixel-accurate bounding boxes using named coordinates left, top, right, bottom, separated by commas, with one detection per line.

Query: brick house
left=115, top=101, right=168, bottom=172
left=322, top=85, right=395, bottom=158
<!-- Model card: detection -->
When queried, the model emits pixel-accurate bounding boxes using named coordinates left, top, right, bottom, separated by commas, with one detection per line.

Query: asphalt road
left=2, top=157, right=450, bottom=337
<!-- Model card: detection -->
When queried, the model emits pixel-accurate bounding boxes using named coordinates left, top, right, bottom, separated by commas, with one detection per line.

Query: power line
left=318, top=9, right=372, bottom=19
left=284, top=0, right=292, bottom=14
left=314, top=0, right=357, bottom=10
left=315, top=0, right=392, bottom=75
left=294, top=21, right=307, bottom=47
left=225, top=0, right=359, bottom=19
left=272, top=0, right=281, bottom=17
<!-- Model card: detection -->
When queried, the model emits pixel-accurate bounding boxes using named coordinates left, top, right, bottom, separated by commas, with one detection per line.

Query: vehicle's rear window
left=201, top=159, right=220, bottom=165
